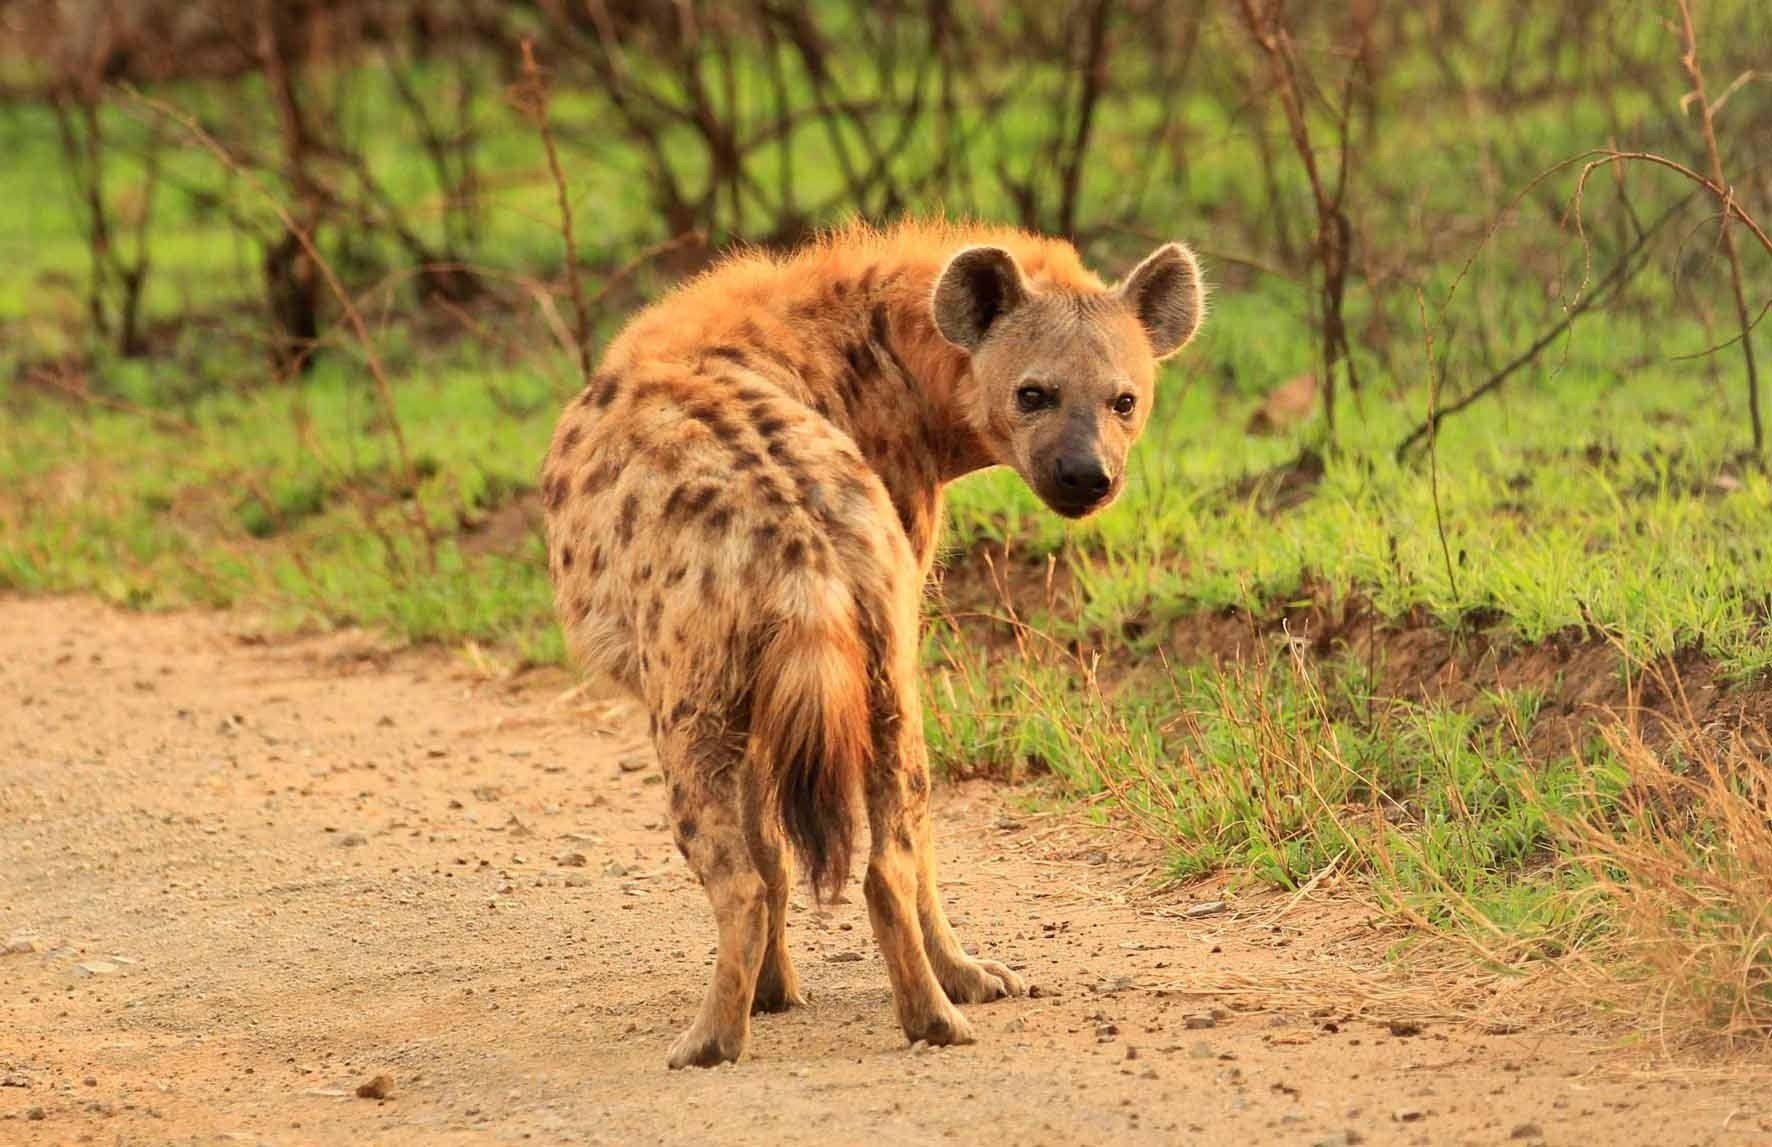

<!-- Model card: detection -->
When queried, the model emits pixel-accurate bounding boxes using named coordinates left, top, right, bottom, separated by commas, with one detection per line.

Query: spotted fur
left=542, top=219, right=1204, bottom=1067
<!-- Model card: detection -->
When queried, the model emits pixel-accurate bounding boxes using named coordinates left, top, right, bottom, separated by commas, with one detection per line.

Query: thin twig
left=121, top=84, right=437, bottom=561
left=1675, top=0, right=1762, bottom=456
left=1415, top=290, right=1459, bottom=602
left=1395, top=195, right=1691, bottom=460
left=516, top=40, right=594, bottom=389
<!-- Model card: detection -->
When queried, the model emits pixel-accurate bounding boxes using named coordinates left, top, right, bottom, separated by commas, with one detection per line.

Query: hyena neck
left=812, top=257, right=996, bottom=564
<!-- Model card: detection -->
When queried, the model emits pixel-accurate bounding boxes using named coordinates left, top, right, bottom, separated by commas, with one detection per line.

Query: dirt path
left=2, top=597, right=1766, bottom=1146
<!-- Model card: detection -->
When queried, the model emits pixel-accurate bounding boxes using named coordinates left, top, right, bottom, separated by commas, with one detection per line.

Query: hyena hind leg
left=662, top=737, right=769, bottom=1069
left=742, top=780, right=805, bottom=1014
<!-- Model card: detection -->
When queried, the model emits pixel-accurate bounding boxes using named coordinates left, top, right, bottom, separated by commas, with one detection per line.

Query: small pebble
left=355, top=1074, right=394, bottom=1100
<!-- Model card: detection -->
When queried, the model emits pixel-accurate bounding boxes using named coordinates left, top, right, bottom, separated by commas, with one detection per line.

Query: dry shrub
left=1552, top=709, right=1772, bottom=1053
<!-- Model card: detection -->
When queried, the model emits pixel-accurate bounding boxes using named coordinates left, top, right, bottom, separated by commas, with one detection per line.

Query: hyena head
left=933, top=241, right=1204, bottom=518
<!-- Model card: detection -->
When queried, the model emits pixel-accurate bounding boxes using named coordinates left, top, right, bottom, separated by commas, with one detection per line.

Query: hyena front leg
left=661, top=732, right=768, bottom=1069
left=741, top=779, right=805, bottom=1014
left=889, top=689, right=1027, bottom=1005
left=862, top=760, right=975, bottom=1047
left=912, top=802, right=1026, bottom=1004
left=860, top=603, right=1025, bottom=1044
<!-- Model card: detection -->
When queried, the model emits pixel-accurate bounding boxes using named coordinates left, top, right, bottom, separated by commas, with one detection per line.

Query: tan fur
left=542, top=218, right=1204, bottom=1067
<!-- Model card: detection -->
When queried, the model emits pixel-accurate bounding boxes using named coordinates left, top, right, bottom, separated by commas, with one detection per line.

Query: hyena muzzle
left=541, top=221, right=1204, bottom=1067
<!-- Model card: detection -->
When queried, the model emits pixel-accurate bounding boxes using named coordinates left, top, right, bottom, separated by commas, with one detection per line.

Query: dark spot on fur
left=617, top=494, right=639, bottom=545
left=781, top=538, right=806, bottom=568
left=579, top=463, right=612, bottom=496
left=587, top=544, right=604, bottom=575
left=670, top=700, right=696, bottom=726
left=908, top=769, right=929, bottom=797
left=664, top=482, right=719, bottom=524
left=706, top=415, right=741, bottom=445
left=559, top=424, right=583, bottom=455
left=637, top=561, right=653, bottom=582
left=843, top=342, right=872, bottom=380
left=706, top=507, right=732, bottom=533
left=866, top=870, right=905, bottom=927
left=678, top=818, right=699, bottom=842
left=871, top=304, right=915, bottom=388
left=688, top=485, right=719, bottom=514
left=890, top=489, right=922, bottom=540
left=591, top=373, right=620, bottom=409
left=560, top=546, right=574, bottom=570
left=709, top=345, right=750, bottom=368
left=664, top=563, right=687, bottom=587
left=755, top=415, right=787, bottom=440
left=753, top=523, right=780, bottom=549
left=685, top=403, right=740, bottom=445
left=700, top=567, right=718, bottom=596
left=544, top=473, right=567, bottom=510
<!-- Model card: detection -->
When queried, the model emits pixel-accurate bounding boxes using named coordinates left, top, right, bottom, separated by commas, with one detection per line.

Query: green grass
left=944, top=324, right=1772, bottom=676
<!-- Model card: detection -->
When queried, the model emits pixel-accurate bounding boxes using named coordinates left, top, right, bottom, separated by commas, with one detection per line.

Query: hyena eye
left=1015, top=385, right=1053, bottom=414
left=1112, top=393, right=1137, bottom=416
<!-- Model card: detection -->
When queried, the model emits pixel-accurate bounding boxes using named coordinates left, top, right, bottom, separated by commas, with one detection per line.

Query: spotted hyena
left=542, top=221, right=1204, bottom=1067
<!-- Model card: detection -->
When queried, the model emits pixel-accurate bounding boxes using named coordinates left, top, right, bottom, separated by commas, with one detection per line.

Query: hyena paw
left=938, top=956, right=1027, bottom=1005
left=903, top=1001, right=977, bottom=1048
left=666, top=1022, right=746, bottom=1069
left=750, top=979, right=807, bottom=1015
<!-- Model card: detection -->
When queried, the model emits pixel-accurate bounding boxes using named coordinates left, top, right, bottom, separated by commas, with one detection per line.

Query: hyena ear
left=932, top=245, right=1029, bottom=351
left=1115, top=242, right=1205, bottom=359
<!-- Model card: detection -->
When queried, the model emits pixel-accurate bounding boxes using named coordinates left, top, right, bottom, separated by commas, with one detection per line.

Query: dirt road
left=2, top=597, right=1766, bottom=1145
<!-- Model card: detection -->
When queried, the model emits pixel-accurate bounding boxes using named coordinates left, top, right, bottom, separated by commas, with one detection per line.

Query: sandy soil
left=2, top=596, right=1768, bottom=1146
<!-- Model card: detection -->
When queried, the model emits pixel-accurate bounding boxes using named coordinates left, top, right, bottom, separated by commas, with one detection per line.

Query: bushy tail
left=750, top=578, right=872, bottom=902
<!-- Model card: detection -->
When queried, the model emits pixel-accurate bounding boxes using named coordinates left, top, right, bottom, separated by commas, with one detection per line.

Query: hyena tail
left=751, top=574, right=872, bottom=902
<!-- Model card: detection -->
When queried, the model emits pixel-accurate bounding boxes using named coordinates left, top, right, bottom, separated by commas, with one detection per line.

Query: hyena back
left=542, top=221, right=1204, bottom=1067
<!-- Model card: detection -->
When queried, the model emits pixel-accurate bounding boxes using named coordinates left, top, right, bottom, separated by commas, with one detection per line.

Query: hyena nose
left=1054, top=456, right=1113, bottom=499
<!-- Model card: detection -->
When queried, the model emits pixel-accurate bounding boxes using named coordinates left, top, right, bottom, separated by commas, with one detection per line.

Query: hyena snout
left=1043, top=450, right=1119, bottom=518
